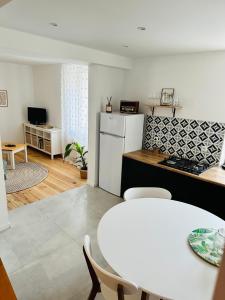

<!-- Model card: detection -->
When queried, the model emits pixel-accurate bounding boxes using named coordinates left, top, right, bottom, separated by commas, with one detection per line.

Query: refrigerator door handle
left=100, top=132, right=125, bottom=138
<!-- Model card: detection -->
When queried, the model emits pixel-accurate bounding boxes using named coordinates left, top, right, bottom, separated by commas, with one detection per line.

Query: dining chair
left=123, top=187, right=172, bottom=201
left=83, top=235, right=150, bottom=300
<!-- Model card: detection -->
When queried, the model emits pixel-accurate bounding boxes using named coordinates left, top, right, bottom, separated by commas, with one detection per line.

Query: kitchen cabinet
left=121, top=153, right=225, bottom=219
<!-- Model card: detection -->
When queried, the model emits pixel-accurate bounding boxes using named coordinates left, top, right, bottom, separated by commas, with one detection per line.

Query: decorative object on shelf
left=173, top=96, right=180, bottom=106
left=64, top=142, right=88, bottom=179
left=145, top=89, right=181, bottom=117
left=188, top=228, right=225, bottom=267
left=0, top=90, right=8, bottom=107
left=120, top=100, right=139, bottom=114
left=106, top=96, right=112, bottom=113
left=160, top=88, right=174, bottom=106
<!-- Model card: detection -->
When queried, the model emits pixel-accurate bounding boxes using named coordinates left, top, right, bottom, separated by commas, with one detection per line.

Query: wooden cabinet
left=0, top=259, right=17, bottom=300
left=24, top=123, right=62, bottom=159
left=121, top=156, right=225, bottom=219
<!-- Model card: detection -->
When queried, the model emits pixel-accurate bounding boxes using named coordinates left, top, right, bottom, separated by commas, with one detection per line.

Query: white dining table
left=97, top=198, right=225, bottom=300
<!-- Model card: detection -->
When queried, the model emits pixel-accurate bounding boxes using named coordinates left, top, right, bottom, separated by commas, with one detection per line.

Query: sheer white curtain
left=62, top=64, right=88, bottom=149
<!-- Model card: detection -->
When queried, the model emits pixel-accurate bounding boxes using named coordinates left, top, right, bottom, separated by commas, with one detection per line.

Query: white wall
left=33, top=65, right=62, bottom=128
left=32, top=63, right=127, bottom=187
left=0, top=138, right=9, bottom=232
left=0, top=26, right=132, bottom=192
left=88, top=64, right=127, bottom=186
left=0, top=62, right=35, bottom=142
left=125, top=51, right=225, bottom=123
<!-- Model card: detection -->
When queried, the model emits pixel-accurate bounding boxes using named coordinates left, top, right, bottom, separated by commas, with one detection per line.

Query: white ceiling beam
left=0, top=27, right=133, bottom=69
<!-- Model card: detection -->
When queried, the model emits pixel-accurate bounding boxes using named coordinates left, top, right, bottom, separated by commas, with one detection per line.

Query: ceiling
left=0, top=0, right=225, bottom=58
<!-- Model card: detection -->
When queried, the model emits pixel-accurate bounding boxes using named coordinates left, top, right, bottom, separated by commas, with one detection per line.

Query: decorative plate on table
left=188, top=228, right=223, bottom=267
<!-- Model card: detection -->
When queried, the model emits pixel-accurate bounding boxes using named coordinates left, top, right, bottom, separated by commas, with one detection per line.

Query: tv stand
left=36, top=124, right=54, bottom=129
left=23, top=123, right=62, bottom=159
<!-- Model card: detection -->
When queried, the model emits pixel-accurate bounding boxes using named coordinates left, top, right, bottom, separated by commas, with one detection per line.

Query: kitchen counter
left=122, top=150, right=225, bottom=218
left=123, top=150, right=225, bottom=188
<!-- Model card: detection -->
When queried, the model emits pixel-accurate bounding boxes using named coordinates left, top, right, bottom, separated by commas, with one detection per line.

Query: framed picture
left=0, top=90, right=8, bottom=107
left=160, top=88, right=174, bottom=106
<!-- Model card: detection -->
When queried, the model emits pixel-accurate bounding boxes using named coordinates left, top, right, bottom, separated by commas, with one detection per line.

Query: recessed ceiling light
left=49, top=22, right=58, bottom=27
left=137, top=26, right=146, bottom=31
left=122, top=45, right=128, bottom=48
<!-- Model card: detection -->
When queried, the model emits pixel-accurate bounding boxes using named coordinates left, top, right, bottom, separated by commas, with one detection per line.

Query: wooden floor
left=7, top=148, right=87, bottom=210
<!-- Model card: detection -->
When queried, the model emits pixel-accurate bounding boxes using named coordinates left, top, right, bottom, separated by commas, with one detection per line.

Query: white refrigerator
left=99, top=112, right=144, bottom=196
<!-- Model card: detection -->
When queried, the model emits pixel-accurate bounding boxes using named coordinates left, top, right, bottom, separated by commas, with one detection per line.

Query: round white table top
left=97, top=198, right=225, bottom=300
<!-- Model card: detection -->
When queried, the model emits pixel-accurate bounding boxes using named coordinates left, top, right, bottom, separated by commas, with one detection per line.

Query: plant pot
left=80, top=169, right=87, bottom=179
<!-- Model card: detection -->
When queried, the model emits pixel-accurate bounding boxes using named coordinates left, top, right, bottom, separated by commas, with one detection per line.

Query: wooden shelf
left=144, top=104, right=182, bottom=117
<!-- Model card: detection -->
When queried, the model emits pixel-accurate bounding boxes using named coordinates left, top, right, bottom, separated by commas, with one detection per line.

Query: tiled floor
left=0, top=185, right=121, bottom=300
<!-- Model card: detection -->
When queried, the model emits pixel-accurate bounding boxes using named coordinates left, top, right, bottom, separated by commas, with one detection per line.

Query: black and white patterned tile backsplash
left=143, top=115, right=225, bottom=165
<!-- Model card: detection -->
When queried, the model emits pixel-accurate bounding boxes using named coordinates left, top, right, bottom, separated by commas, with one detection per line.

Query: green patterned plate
left=188, top=228, right=223, bottom=267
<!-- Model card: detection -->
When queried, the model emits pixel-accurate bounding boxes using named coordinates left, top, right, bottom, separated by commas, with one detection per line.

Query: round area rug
left=5, top=162, right=48, bottom=193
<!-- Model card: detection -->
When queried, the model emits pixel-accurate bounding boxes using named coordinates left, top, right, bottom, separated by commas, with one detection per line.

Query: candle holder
left=106, top=96, right=112, bottom=113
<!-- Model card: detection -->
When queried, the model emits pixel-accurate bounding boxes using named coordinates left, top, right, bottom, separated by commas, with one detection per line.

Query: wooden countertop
left=0, top=259, right=17, bottom=300
left=123, top=150, right=225, bottom=188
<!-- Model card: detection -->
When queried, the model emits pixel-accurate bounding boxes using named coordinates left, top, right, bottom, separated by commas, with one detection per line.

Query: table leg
left=10, top=152, right=15, bottom=170
left=7, top=153, right=10, bottom=166
left=24, top=146, right=28, bottom=163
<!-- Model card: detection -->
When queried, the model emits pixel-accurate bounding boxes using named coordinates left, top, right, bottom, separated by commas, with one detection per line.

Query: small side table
left=1, top=144, right=28, bottom=170
left=3, top=159, right=7, bottom=179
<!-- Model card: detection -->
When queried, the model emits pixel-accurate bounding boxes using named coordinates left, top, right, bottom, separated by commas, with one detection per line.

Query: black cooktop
left=159, top=156, right=210, bottom=175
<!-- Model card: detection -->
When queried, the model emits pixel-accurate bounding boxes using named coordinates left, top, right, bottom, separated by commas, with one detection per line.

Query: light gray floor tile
left=10, top=261, right=58, bottom=300
left=2, top=218, right=72, bottom=266
left=8, top=203, right=46, bottom=227
left=0, top=237, right=22, bottom=273
left=0, top=186, right=122, bottom=300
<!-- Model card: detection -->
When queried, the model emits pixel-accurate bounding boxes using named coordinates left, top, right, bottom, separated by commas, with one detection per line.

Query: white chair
left=83, top=235, right=149, bottom=300
left=123, top=187, right=172, bottom=201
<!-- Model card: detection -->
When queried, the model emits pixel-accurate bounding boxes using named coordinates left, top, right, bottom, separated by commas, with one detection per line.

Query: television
left=28, top=107, right=48, bottom=125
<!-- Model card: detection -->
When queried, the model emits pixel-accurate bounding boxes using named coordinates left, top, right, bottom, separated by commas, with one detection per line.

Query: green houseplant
left=64, top=142, right=88, bottom=179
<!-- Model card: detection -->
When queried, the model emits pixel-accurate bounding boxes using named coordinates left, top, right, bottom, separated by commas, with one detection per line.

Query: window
left=62, top=64, right=88, bottom=148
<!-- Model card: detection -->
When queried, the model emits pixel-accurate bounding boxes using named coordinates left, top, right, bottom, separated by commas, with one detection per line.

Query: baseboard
left=87, top=179, right=98, bottom=187
left=0, top=222, right=11, bottom=232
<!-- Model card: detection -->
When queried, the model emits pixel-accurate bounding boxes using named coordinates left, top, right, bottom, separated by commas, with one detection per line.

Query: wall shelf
left=144, top=104, right=182, bottom=117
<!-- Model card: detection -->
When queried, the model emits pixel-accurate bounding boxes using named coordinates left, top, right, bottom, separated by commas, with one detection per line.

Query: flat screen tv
left=28, top=107, right=47, bottom=125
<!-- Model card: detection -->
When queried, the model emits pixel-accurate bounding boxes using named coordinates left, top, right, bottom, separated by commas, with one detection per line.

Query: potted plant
left=64, top=142, right=88, bottom=179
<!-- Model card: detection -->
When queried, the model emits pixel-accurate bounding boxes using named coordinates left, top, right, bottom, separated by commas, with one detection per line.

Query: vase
left=80, top=169, right=87, bottom=179
left=106, top=104, right=112, bottom=113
